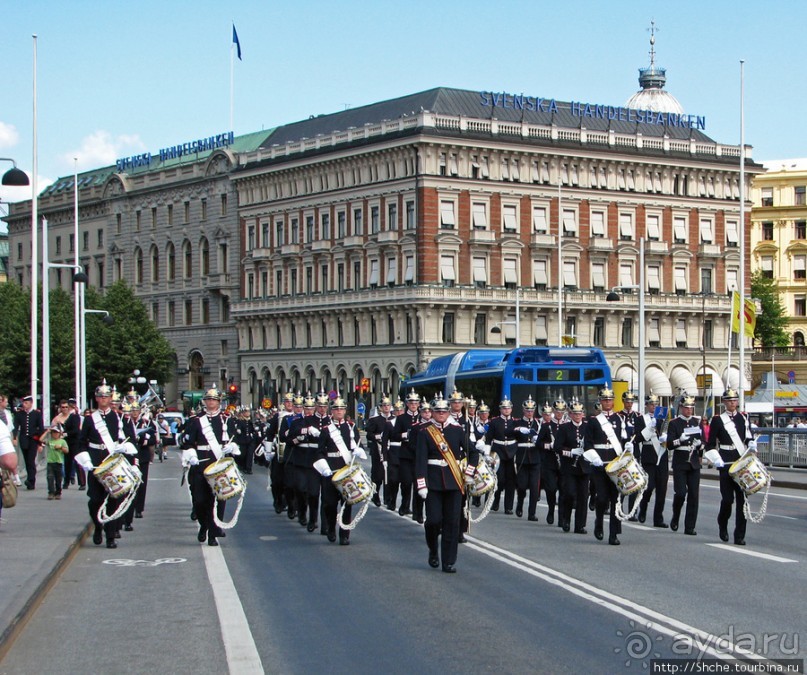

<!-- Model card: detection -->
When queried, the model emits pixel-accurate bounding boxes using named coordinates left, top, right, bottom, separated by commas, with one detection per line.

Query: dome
left=625, top=23, right=684, bottom=115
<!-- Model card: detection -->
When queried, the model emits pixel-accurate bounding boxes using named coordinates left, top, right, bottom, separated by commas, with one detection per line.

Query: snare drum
left=469, top=459, right=496, bottom=497
left=729, top=453, right=771, bottom=496
left=605, top=452, right=647, bottom=496
left=331, top=463, right=373, bottom=505
left=93, top=454, right=140, bottom=498
left=203, top=457, right=246, bottom=501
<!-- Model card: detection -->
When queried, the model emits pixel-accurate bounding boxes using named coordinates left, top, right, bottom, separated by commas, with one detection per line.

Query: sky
left=2, top=0, right=806, bottom=217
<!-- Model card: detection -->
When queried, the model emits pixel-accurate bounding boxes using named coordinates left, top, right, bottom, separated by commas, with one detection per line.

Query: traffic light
left=228, top=383, right=239, bottom=400
left=361, top=377, right=370, bottom=394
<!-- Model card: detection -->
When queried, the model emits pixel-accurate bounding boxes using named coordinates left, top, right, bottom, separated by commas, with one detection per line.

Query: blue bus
left=402, top=347, right=612, bottom=415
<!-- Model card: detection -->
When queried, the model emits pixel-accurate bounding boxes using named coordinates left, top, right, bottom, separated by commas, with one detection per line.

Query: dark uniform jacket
left=514, top=416, right=541, bottom=466
left=391, top=411, right=419, bottom=462
left=666, top=414, right=702, bottom=469
left=365, top=413, right=393, bottom=462
left=485, top=416, right=518, bottom=460
left=584, top=410, right=624, bottom=463
left=13, top=407, right=44, bottom=450
left=415, top=421, right=478, bottom=492
left=183, top=411, right=235, bottom=465
left=316, top=419, right=361, bottom=472
left=79, top=408, right=124, bottom=466
left=705, top=411, right=753, bottom=464
left=554, top=419, right=589, bottom=475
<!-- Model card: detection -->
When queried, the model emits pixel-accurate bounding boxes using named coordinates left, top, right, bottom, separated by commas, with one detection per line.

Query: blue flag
left=232, top=24, right=242, bottom=60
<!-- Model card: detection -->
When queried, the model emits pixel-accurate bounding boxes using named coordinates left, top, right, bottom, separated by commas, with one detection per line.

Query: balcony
left=646, top=240, right=668, bottom=254
left=342, top=235, right=364, bottom=249
left=205, top=272, right=233, bottom=289
left=470, top=229, right=496, bottom=244
left=530, top=233, right=555, bottom=247
left=376, top=230, right=399, bottom=244
left=311, top=240, right=331, bottom=252
left=280, top=243, right=301, bottom=256
left=251, top=247, right=272, bottom=261
left=698, top=243, right=722, bottom=257
left=589, top=237, right=614, bottom=251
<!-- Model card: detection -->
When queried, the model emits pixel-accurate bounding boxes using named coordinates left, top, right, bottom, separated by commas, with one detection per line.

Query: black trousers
left=560, top=470, right=588, bottom=531
left=189, top=464, right=225, bottom=536
left=321, top=476, right=353, bottom=539
left=516, top=462, right=541, bottom=517
left=592, top=467, right=619, bottom=538
left=639, top=458, right=669, bottom=525
left=398, top=457, right=415, bottom=512
left=88, top=472, right=122, bottom=541
left=425, top=489, right=462, bottom=567
left=672, top=464, right=700, bottom=531
left=493, top=455, right=516, bottom=511
left=22, top=444, right=38, bottom=487
left=386, top=462, right=400, bottom=509
left=63, top=442, right=86, bottom=487
left=123, top=461, right=150, bottom=525
left=270, top=457, right=286, bottom=509
left=283, top=462, right=298, bottom=514
left=540, top=451, right=561, bottom=514
left=718, top=467, right=747, bottom=541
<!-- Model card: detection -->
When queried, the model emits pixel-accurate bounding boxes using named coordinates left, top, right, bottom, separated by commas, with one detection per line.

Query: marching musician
left=416, top=396, right=478, bottom=573
left=666, top=393, right=702, bottom=535
left=705, top=388, right=756, bottom=546
left=484, top=397, right=518, bottom=514
left=619, top=392, right=641, bottom=520
left=232, top=407, right=256, bottom=475
left=278, top=393, right=305, bottom=522
left=312, top=396, right=366, bottom=545
left=181, top=386, right=239, bottom=547
left=390, top=390, right=422, bottom=516
left=514, top=396, right=541, bottom=521
left=537, top=400, right=566, bottom=525
left=584, top=388, right=626, bottom=545
left=469, top=401, right=491, bottom=508
left=77, top=380, right=129, bottom=549
left=408, top=399, right=433, bottom=525
left=121, top=400, right=156, bottom=526
left=448, top=390, right=473, bottom=539
left=633, top=393, right=668, bottom=527
left=266, top=393, right=295, bottom=514
left=364, top=393, right=394, bottom=507
left=287, top=393, right=327, bottom=533
left=554, top=398, right=589, bottom=534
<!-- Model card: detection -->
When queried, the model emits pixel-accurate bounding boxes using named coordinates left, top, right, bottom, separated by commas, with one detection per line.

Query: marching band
left=65, top=376, right=770, bottom=573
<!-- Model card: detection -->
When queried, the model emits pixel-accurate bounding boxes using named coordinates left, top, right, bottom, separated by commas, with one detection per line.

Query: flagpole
left=230, top=35, right=234, bottom=131
left=557, top=180, right=562, bottom=346
left=30, top=34, right=39, bottom=407
left=739, top=59, right=746, bottom=409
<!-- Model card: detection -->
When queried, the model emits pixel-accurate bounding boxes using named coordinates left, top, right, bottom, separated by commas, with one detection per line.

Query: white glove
left=624, top=441, right=634, bottom=455
left=571, top=447, right=584, bottom=457
left=747, top=440, right=757, bottom=452
left=308, top=426, right=321, bottom=438
left=374, top=434, right=383, bottom=441
left=475, top=438, right=487, bottom=451
left=590, top=457, right=604, bottom=467
left=74, top=451, right=95, bottom=472
left=516, top=426, right=530, bottom=435
left=659, top=434, right=668, bottom=444
left=112, top=443, right=126, bottom=455
left=313, top=458, right=333, bottom=477
left=714, top=458, right=725, bottom=469
left=648, top=418, right=657, bottom=429
left=418, top=488, right=428, bottom=500
left=382, top=460, right=388, bottom=471
left=481, top=444, right=491, bottom=456
left=182, top=449, right=199, bottom=466
left=353, top=446, right=367, bottom=460
left=266, top=451, right=276, bottom=462
left=223, top=441, right=241, bottom=456
left=691, top=438, right=702, bottom=449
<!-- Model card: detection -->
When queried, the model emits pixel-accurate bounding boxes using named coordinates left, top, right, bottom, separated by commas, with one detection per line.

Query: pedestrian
left=53, top=399, right=84, bottom=490
left=40, top=424, right=69, bottom=500
left=0, top=393, right=21, bottom=487
left=13, top=395, right=44, bottom=490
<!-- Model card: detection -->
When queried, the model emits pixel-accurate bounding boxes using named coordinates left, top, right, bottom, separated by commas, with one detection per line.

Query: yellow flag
left=730, top=291, right=756, bottom=338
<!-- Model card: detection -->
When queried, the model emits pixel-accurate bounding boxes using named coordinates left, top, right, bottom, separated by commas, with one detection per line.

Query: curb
left=0, top=521, right=92, bottom=662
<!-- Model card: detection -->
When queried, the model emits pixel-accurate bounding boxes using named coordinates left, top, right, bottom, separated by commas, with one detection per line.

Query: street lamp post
left=614, top=353, right=636, bottom=390
left=490, top=286, right=521, bottom=348
left=607, top=238, right=646, bottom=405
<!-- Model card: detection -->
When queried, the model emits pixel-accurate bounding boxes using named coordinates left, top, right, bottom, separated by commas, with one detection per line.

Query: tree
left=84, top=280, right=175, bottom=392
left=0, top=283, right=31, bottom=398
left=751, top=270, right=790, bottom=347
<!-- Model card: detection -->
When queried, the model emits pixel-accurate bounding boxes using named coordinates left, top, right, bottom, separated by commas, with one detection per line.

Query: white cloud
left=60, top=130, right=146, bottom=172
left=0, top=174, right=55, bottom=207
left=0, top=121, right=20, bottom=150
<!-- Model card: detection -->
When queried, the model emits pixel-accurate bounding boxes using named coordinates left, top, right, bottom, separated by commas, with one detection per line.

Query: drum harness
left=597, top=412, right=647, bottom=522
left=326, top=422, right=374, bottom=531
left=92, top=412, right=142, bottom=524
left=200, top=414, right=246, bottom=530
left=721, top=412, right=771, bottom=524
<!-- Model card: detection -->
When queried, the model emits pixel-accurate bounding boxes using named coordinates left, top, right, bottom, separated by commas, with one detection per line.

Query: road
left=2, top=456, right=805, bottom=674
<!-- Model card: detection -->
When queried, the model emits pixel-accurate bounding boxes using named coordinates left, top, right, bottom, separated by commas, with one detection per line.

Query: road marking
left=466, top=537, right=772, bottom=664
left=767, top=514, right=798, bottom=520
left=203, top=545, right=264, bottom=674
left=701, top=483, right=807, bottom=500
left=705, top=544, right=798, bottom=563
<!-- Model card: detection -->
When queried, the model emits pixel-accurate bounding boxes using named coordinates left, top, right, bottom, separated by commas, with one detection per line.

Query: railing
left=752, top=346, right=807, bottom=361
left=755, top=428, right=807, bottom=468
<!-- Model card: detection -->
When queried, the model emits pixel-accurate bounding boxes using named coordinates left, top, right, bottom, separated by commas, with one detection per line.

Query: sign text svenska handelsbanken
left=116, top=131, right=235, bottom=172
left=479, top=91, right=706, bottom=131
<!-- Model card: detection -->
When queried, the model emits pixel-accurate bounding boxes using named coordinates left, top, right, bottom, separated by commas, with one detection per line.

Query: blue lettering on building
left=116, top=131, right=234, bottom=172
left=480, top=91, right=705, bottom=130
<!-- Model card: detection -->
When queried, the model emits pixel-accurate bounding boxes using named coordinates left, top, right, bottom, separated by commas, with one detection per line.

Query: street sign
left=357, top=402, right=366, bottom=415
left=788, top=370, right=796, bottom=384
left=261, top=398, right=272, bottom=409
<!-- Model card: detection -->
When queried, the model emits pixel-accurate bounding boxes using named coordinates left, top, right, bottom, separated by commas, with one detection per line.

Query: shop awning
left=669, top=366, right=699, bottom=397
left=645, top=366, right=672, bottom=397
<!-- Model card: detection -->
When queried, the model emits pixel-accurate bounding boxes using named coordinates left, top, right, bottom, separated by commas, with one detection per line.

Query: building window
left=472, top=202, right=488, bottom=230
left=726, top=268, right=738, bottom=293
left=673, top=216, right=687, bottom=244
left=386, top=257, right=397, bottom=287
left=184, top=299, right=193, bottom=325
left=200, top=238, right=210, bottom=276
left=353, top=261, right=360, bottom=291
left=151, top=246, right=159, bottom=283
left=472, top=256, right=487, bottom=288
left=276, top=219, right=285, bottom=247
left=502, top=204, right=518, bottom=233
left=762, top=221, right=774, bottom=240
left=591, top=262, right=606, bottom=291
left=675, top=319, right=687, bottom=348
left=16, top=242, right=22, bottom=260
left=182, top=241, right=192, bottom=279
left=221, top=296, right=230, bottom=322
left=648, top=318, right=661, bottom=348
left=440, top=255, right=456, bottom=287
left=247, top=225, right=255, bottom=251
left=167, top=204, right=173, bottom=226
left=370, top=318, right=377, bottom=344
left=562, top=261, right=577, bottom=290
left=564, top=316, right=576, bottom=344
left=321, top=264, right=329, bottom=292
left=371, top=206, right=380, bottom=234
left=221, top=194, right=227, bottom=216
left=168, top=301, right=175, bottom=327
left=619, top=213, right=633, bottom=241
left=534, top=316, right=548, bottom=346
left=440, top=200, right=455, bottom=230
left=384, top=202, right=396, bottom=232
left=201, top=198, right=207, bottom=220
left=369, top=259, right=380, bottom=288
left=699, top=218, right=714, bottom=244
left=474, top=313, right=487, bottom=344
left=725, top=219, right=739, bottom=247
left=703, top=320, right=713, bottom=349
left=320, top=213, right=330, bottom=240
left=201, top=298, right=210, bottom=324
left=405, top=201, right=416, bottom=230
left=442, top=312, right=455, bottom=343
left=134, top=248, right=143, bottom=284
left=55, top=236, right=61, bottom=255
left=97, top=229, right=104, bottom=248
left=306, top=267, right=313, bottom=294
left=796, top=295, right=806, bottom=317
left=622, top=318, right=633, bottom=347
left=337, top=263, right=344, bottom=293
left=306, top=216, right=314, bottom=243
left=151, top=207, right=157, bottom=229
left=761, top=187, right=773, bottom=207
left=276, top=270, right=283, bottom=296
left=646, top=214, right=661, bottom=241
left=262, top=271, right=269, bottom=297
left=795, top=186, right=807, bottom=206
left=590, top=210, right=606, bottom=238
left=619, top=263, right=633, bottom=288
left=532, top=205, right=548, bottom=233
left=388, top=315, right=395, bottom=345
left=760, top=256, right=774, bottom=279
left=352, top=208, right=363, bottom=236
left=290, top=218, right=299, bottom=244
left=646, top=264, right=661, bottom=294
left=184, top=201, right=190, bottom=223
left=795, top=255, right=806, bottom=281
left=290, top=268, right=298, bottom=295
left=404, top=255, right=415, bottom=286
left=83, top=231, right=89, bottom=251
left=97, top=262, right=104, bottom=288
left=593, top=317, right=605, bottom=346
left=337, top=212, right=346, bottom=239
left=151, top=302, right=159, bottom=325
left=796, top=220, right=806, bottom=239
left=533, top=259, right=548, bottom=290
left=674, top=266, right=687, bottom=295
left=135, top=210, right=141, bottom=232
left=503, top=258, right=518, bottom=289
left=701, top=267, right=713, bottom=294
left=69, top=234, right=74, bottom=253
left=562, top=209, right=577, bottom=237
left=116, top=213, right=122, bottom=234
left=247, top=274, right=254, bottom=299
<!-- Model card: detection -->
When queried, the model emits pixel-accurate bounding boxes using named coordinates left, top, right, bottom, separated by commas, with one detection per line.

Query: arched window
left=183, top=240, right=192, bottom=279
left=134, top=247, right=143, bottom=284
left=795, top=332, right=805, bottom=347
left=150, top=245, right=159, bottom=283
left=200, top=237, right=210, bottom=276
left=166, top=242, right=176, bottom=281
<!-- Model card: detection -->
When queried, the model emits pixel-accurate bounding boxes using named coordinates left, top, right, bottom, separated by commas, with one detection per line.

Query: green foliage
left=751, top=270, right=790, bottom=347
left=0, top=283, right=31, bottom=398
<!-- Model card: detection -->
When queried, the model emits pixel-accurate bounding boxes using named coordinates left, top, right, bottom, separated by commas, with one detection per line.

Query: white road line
left=466, top=536, right=772, bottom=664
left=203, top=544, right=264, bottom=674
left=767, top=514, right=798, bottom=520
left=701, top=483, right=807, bottom=500
left=705, top=544, right=798, bottom=563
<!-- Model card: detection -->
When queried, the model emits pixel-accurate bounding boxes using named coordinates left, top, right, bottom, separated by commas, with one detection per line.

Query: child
left=40, top=424, right=69, bottom=500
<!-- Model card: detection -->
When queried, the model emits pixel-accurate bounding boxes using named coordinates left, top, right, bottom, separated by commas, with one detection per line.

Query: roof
left=257, top=86, right=717, bottom=151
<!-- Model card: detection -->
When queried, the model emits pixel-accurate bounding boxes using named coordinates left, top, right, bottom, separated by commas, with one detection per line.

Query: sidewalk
left=1, top=456, right=805, bottom=662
